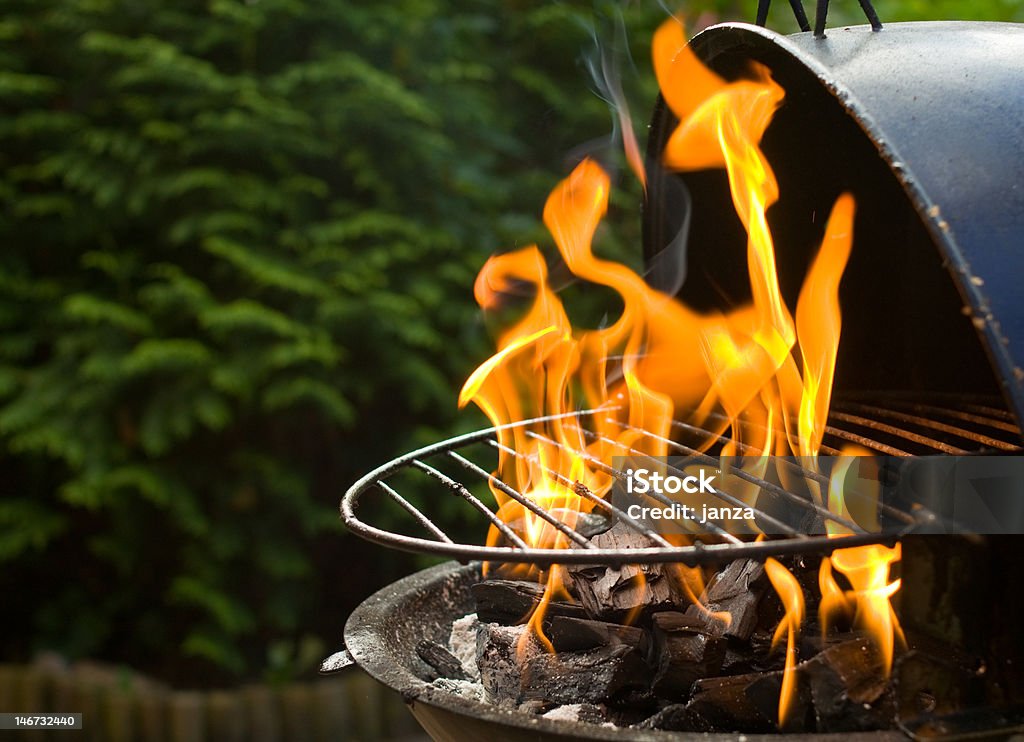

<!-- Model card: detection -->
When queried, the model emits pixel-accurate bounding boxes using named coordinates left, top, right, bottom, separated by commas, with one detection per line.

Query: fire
left=821, top=450, right=906, bottom=674
left=765, top=558, right=804, bottom=727
left=826, top=544, right=904, bottom=672
left=458, top=14, right=903, bottom=725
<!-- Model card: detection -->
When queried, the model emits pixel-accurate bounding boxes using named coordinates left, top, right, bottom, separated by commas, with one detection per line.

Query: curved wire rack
left=341, top=395, right=1021, bottom=567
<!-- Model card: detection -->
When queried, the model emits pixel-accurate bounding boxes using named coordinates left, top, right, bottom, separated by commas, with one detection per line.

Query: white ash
left=540, top=703, right=608, bottom=724
left=448, top=612, right=480, bottom=681
left=476, top=622, right=542, bottom=707
left=541, top=704, right=586, bottom=722
left=430, top=677, right=484, bottom=702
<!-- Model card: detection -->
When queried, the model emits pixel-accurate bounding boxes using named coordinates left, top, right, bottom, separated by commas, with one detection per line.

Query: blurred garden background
left=1, top=0, right=1021, bottom=714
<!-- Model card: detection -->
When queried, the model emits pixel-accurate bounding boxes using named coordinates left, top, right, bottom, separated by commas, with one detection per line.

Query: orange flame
left=829, top=543, right=905, bottom=674
left=794, top=194, right=855, bottom=463
left=765, top=558, right=805, bottom=728
left=459, top=15, right=901, bottom=707
left=818, top=555, right=850, bottom=638
left=823, top=449, right=905, bottom=674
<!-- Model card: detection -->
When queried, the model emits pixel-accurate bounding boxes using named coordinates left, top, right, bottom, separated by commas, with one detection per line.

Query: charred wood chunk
left=476, top=623, right=540, bottom=707
left=472, top=579, right=587, bottom=625
left=650, top=611, right=708, bottom=632
left=567, top=561, right=674, bottom=622
left=653, top=632, right=726, bottom=700
left=744, top=669, right=813, bottom=732
left=650, top=613, right=726, bottom=700
left=636, top=703, right=713, bottom=732
left=606, top=688, right=660, bottom=721
left=565, top=524, right=675, bottom=622
left=806, top=638, right=894, bottom=732
left=416, top=639, right=468, bottom=681
left=685, top=672, right=779, bottom=732
left=548, top=615, right=650, bottom=656
left=688, top=637, right=895, bottom=733
left=721, top=629, right=785, bottom=675
left=748, top=628, right=777, bottom=657
left=520, top=644, right=650, bottom=706
left=684, top=559, right=767, bottom=641
left=720, top=646, right=756, bottom=676
left=804, top=634, right=898, bottom=732
left=812, top=634, right=887, bottom=703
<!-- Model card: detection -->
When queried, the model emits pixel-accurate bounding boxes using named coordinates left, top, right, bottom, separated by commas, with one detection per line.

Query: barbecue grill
left=333, top=19, right=1024, bottom=741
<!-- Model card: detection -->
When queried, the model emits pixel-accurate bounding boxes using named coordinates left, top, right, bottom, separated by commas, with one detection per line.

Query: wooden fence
left=0, top=658, right=426, bottom=741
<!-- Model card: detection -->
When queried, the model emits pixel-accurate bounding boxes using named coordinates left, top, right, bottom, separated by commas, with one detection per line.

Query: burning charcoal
left=799, top=629, right=862, bottom=658
left=650, top=611, right=706, bottom=632
left=748, top=628, right=776, bottom=656
left=722, top=628, right=784, bottom=675
left=416, top=639, right=469, bottom=681
left=476, top=622, right=540, bottom=707
left=806, top=636, right=894, bottom=731
left=650, top=615, right=726, bottom=700
left=683, top=559, right=767, bottom=641
left=448, top=613, right=480, bottom=681
left=472, top=579, right=587, bottom=625
left=547, top=615, right=650, bottom=655
left=720, top=647, right=755, bottom=676
left=812, top=636, right=886, bottom=702
left=684, top=637, right=894, bottom=733
left=744, top=670, right=814, bottom=732
left=520, top=644, right=650, bottom=706
left=685, top=672, right=779, bottom=732
left=606, top=689, right=660, bottom=724
left=565, top=523, right=675, bottom=621
left=636, top=703, right=710, bottom=732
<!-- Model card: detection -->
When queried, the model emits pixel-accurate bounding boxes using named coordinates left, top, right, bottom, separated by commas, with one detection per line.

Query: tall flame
left=765, top=558, right=805, bottom=727
left=458, top=15, right=902, bottom=723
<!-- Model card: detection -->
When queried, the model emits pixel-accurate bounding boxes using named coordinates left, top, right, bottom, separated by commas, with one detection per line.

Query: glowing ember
left=459, top=14, right=903, bottom=720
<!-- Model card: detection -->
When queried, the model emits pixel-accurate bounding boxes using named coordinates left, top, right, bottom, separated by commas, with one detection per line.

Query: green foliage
left=0, top=0, right=670, bottom=682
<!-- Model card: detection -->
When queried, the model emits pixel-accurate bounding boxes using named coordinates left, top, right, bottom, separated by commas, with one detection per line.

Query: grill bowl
left=343, top=561, right=909, bottom=741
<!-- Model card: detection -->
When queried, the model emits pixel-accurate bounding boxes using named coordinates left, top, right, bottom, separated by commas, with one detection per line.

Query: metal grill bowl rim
left=343, top=561, right=909, bottom=742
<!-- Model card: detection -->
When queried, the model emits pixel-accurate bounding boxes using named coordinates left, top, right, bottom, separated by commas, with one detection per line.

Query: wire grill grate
left=341, top=396, right=1021, bottom=567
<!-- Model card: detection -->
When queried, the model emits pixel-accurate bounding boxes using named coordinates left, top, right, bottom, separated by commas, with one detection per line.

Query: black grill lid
left=644, top=22, right=1024, bottom=428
